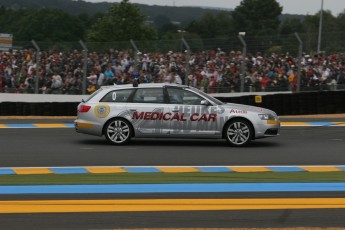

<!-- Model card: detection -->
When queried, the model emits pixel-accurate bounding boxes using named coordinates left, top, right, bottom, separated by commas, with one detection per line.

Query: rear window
left=84, top=88, right=103, bottom=102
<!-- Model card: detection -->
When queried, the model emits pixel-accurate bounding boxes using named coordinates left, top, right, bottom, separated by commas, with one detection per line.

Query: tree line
left=0, top=0, right=344, bottom=50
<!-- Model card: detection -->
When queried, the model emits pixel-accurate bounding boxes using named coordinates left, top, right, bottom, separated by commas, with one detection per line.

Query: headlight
left=258, top=114, right=275, bottom=120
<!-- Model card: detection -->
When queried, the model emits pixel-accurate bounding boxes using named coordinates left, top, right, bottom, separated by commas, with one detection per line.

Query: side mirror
left=201, top=100, right=210, bottom=106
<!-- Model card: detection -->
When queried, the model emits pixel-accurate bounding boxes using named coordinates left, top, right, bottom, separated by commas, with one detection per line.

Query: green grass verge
left=1, top=172, right=345, bottom=185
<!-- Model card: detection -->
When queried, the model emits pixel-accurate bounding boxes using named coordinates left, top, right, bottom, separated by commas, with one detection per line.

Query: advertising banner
left=0, top=33, right=13, bottom=51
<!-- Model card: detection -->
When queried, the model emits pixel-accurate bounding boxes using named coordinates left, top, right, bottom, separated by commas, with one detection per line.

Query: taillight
left=79, top=105, right=91, bottom=113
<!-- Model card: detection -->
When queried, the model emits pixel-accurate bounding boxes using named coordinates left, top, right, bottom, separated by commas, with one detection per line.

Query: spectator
left=87, top=70, right=97, bottom=86
left=112, top=61, right=124, bottom=74
left=208, top=76, right=217, bottom=93
left=51, top=71, right=62, bottom=89
left=1, top=48, right=345, bottom=95
left=97, top=70, right=106, bottom=87
left=261, top=74, right=271, bottom=91
left=104, top=63, right=115, bottom=85
left=200, top=75, right=209, bottom=92
left=171, top=70, right=182, bottom=85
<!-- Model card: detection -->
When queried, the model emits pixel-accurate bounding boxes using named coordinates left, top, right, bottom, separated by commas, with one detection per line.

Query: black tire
left=104, top=118, right=132, bottom=145
left=224, top=119, right=253, bottom=147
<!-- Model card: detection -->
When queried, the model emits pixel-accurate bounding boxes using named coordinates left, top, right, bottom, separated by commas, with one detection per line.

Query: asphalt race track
left=1, top=204, right=345, bottom=229
left=0, top=119, right=344, bottom=167
left=0, top=118, right=345, bottom=229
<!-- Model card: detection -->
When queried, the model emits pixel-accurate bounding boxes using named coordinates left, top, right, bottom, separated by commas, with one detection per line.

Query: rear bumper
left=75, top=119, right=103, bottom=136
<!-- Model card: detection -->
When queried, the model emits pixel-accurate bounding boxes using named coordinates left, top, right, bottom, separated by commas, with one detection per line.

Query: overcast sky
left=85, top=0, right=345, bottom=16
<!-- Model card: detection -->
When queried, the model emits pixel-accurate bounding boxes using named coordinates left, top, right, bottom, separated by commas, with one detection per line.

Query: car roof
left=101, top=83, right=186, bottom=90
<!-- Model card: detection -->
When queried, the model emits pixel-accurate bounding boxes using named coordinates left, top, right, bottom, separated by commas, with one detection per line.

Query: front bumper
left=254, top=119, right=280, bottom=139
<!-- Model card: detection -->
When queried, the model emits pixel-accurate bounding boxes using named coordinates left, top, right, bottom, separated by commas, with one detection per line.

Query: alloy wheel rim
left=227, top=122, right=250, bottom=145
left=107, top=120, right=130, bottom=143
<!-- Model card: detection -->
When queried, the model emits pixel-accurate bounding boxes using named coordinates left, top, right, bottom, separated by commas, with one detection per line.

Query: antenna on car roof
left=133, top=78, right=139, bottom=87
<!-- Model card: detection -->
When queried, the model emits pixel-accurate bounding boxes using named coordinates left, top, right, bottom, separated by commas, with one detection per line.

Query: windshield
left=189, top=87, right=224, bottom=105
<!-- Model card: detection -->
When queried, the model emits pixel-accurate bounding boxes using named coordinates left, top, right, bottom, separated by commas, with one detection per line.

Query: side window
left=132, top=88, right=164, bottom=104
left=167, top=88, right=204, bottom=105
left=100, top=89, right=133, bottom=102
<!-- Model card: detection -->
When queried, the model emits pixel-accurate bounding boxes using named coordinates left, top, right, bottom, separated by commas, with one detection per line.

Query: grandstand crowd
left=1, top=48, right=345, bottom=94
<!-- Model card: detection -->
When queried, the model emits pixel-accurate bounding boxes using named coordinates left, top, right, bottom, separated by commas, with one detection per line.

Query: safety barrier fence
left=1, top=90, right=344, bottom=116
left=4, top=32, right=345, bottom=95
left=218, top=90, right=345, bottom=116
left=10, top=32, right=345, bottom=55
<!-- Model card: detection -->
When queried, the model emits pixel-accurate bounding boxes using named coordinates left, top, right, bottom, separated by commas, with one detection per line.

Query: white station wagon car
left=75, top=83, right=280, bottom=146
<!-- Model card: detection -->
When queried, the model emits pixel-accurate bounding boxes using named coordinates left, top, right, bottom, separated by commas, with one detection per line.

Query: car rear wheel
left=104, top=118, right=132, bottom=145
left=225, top=119, right=253, bottom=147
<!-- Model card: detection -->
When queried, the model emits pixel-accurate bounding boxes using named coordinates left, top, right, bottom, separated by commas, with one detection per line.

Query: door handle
left=130, top=109, right=137, bottom=111
left=172, top=110, right=179, bottom=112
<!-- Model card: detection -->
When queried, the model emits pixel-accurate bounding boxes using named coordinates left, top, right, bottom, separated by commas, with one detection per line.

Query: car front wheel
left=104, top=118, right=132, bottom=145
left=225, top=119, right=253, bottom=147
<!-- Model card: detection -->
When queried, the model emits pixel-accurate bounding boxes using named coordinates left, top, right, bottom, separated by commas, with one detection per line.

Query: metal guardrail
left=2, top=89, right=345, bottom=116
left=203, top=84, right=345, bottom=94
